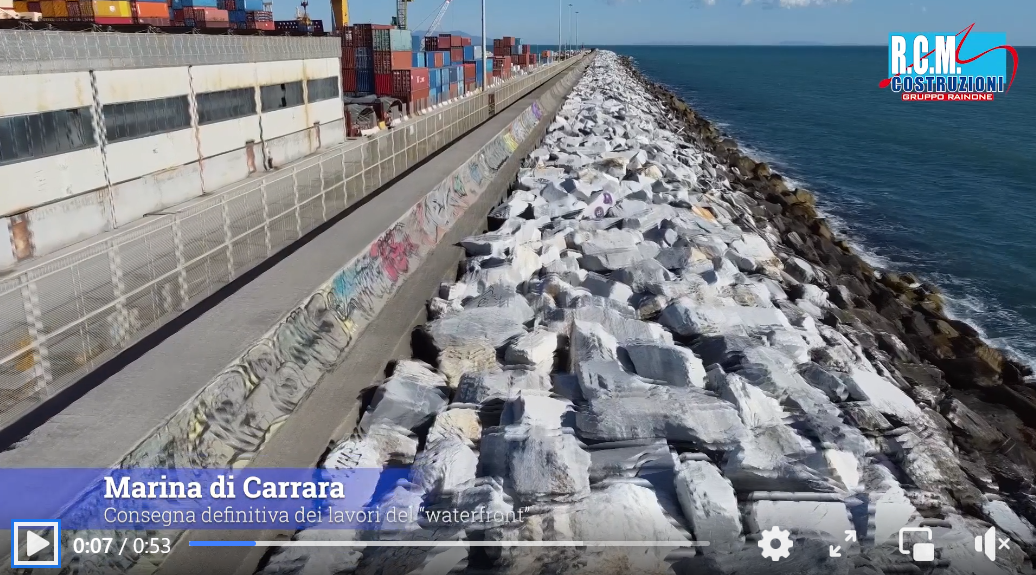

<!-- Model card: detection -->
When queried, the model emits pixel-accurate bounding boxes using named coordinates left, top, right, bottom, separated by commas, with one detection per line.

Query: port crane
left=391, top=0, right=412, bottom=29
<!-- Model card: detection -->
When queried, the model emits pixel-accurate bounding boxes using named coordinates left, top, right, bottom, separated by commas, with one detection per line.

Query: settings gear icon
left=758, top=526, right=793, bottom=561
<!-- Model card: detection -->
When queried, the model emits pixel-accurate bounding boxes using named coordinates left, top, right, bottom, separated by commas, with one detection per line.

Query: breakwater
left=252, top=50, right=1036, bottom=575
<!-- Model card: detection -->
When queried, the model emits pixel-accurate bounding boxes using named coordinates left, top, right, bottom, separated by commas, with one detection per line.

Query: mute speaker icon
left=975, top=527, right=997, bottom=561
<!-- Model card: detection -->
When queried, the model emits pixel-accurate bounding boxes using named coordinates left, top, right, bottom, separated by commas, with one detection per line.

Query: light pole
left=568, top=4, right=573, bottom=55
left=575, top=11, right=579, bottom=52
left=558, top=0, right=562, bottom=60
left=481, top=0, right=486, bottom=90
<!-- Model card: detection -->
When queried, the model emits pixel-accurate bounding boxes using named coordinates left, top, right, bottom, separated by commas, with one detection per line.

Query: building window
left=260, top=81, right=305, bottom=112
left=0, top=107, right=96, bottom=165
left=196, top=87, right=257, bottom=125
left=306, top=77, right=340, bottom=103
left=103, top=96, right=191, bottom=143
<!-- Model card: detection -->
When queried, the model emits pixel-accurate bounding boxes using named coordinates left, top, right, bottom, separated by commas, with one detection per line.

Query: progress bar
left=190, top=541, right=711, bottom=548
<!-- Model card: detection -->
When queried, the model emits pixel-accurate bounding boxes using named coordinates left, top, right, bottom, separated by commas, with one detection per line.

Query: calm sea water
left=602, top=46, right=1036, bottom=366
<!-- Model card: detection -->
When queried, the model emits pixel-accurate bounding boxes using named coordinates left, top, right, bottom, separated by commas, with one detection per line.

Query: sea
left=595, top=45, right=1036, bottom=368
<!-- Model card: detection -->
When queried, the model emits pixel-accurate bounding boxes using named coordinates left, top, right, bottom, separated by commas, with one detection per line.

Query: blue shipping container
left=442, top=52, right=451, bottom=66
left=356, top=47, right=372, bottom=70
left=429, top=69, right=441, bottom=88
left=356, top=70, right=375, bottom=94
left=170, top=0, right=181, bottom=8
left=412, top=52, right=426, bottom=68
left=182, top=0, right=217, bottom=7
left=229, top=10, right=246, bottom=22
left=462, top=46, right=475, bottom=61
left=239, top=0, right=263, bottom=9
left=429, top=87, right=440, bottom=103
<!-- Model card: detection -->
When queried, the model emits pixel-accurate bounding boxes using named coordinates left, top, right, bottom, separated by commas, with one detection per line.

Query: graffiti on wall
left=9, top=60, right=590, bottom=575
left=119, top=103, right=546, bottom=471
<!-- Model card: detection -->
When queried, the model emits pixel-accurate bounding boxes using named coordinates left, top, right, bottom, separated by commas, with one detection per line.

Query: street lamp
left=568, top=3, right=573, bottom=55
left=481, top=0, right=486, bottom=90
left=558, top=0, right=562, bottom=60
left=575, top=11, right=579, bottom=51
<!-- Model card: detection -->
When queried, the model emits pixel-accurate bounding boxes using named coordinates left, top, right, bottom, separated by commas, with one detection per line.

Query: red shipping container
left=449, top=83, right=458, bottom=98
left=342, top=47, right=356, bottom=69
left=409, top=68, right=429, bottom=90
left=200, top=20, right=229, bottom=27
left=463, top=63, right=475, bottom=80
left=373, top=51, right=411, bottom=74
left=450, top=35, right=462, bottom=47
left=437, top=34, right=451, bottom=50
left=522, top=44, right=531, bottom=54
left=342, top=69, right=357, bottom=92
left=340, top=25, right=355, bottom=47
left=450, top=47, right=463, bottom=63
left=250, top=20, right=273, bottom=30
left=461, top=36, right=471, bottom=46
left=172, top=8, right=184, bottom=20
left=431, top=52, right=445, bottom=68
left=503, top=36, right=515, bottom=45
left=392, top=68, right=429, bottom=100
left=135, top=16, right=170, bottom=25
left=374, top=72, right=393, bottom=96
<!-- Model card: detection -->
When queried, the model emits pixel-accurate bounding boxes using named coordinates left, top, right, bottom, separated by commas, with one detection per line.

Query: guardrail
left=0, top=54, right=589, bottom=430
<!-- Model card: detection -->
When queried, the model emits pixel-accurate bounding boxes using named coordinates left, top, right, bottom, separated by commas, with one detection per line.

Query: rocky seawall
left=256, top=51, right=1036, bottom=575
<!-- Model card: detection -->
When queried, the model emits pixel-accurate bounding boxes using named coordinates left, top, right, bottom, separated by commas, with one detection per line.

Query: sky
left=278, top=0, right=1036, bottom=47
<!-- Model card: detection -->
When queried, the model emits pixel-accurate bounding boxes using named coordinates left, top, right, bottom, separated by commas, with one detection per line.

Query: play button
left=11, top=520, right=61, bottom=568
left=26, top=530, right=50, bottom=556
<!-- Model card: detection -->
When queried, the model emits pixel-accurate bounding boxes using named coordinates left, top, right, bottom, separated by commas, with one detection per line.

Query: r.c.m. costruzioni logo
left=881, top=23, right=1019, bottom=102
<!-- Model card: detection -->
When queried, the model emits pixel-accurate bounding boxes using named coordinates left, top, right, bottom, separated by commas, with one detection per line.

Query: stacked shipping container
left=25, top=0, right=278, bottom=27
left=340, top=24, right=426, bottom=106
left=422, top=32, right=489, bottom=103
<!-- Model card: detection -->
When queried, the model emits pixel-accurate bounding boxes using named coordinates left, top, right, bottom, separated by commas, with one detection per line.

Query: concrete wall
left=0, top=31, right=342, bottom=268
left=117, top=59, right=586, bottom=473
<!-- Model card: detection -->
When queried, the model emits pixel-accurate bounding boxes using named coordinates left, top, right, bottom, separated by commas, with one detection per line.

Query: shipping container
left=374, top=72, right=392, bottom=96
left=373, top=50, right=411, bottom=74
left=450, top=35, right=462, bottom=48
left=340, top=26, right=355, bottom=47
left=83, top=0, right=131, bottom=17
left=461, top=36, right=471, bottom=46
left=463, top=62, right=475, bottom=81
left=437, top=34, right=451, bottom=50
left=355, top=23, right=391, bottom=47
left=428, top=68, right=440, bottom=88
left=342, top=69, right=357, bottom=92
left=246, top=9, right=271, bottom=21
left=411, top=51, right=425, bottom=68
left=190, top=6, right=226, bottom=20
left=391, top=68, right=428, bottom=100
left=237, top=0, right=260, bottom=9
left=462, top=45, right=475, bottom=62
left=450, top=47, right=463, bottom=64
left=355, top=47, right=372, bottom=69
left=423, top=36, right=437, bottom=51
left=13, top=0, right=28, bottom=10
left=442, top=51, right=451, bottom=66
left=181, top=0, right=215, bottom=6
left=40, top=0, right=68, bottom=17
left=132, top=0, right=168, bottom=17
left=136, top=16, right=170, bottom=24
left=246, top=19, right=273, bottom=29
left=429, top=87, right=439, bottom=104
left=356, top=68, right=374, bottom=93
left=227, top=9, right=244, bottom=22
left=342, top=47, right=356, bottom=68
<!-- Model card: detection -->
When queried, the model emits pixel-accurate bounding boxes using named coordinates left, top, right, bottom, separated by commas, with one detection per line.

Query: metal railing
left=0, top=54, right=587, bottom=430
